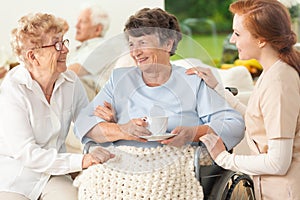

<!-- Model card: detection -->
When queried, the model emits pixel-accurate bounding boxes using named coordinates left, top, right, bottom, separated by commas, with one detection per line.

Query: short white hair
left=80, top=3, right=110, bottom=37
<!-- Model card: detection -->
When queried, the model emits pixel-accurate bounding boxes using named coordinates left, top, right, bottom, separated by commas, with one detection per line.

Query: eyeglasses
left=32, top=39, right=69, bottom=51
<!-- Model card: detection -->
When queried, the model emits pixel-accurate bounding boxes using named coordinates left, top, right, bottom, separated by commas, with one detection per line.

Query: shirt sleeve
left=260, top=72, right=300, bottom=139
left=72, top=76, right=89, bottom=122
left=197, top=81, right=245, bottom=150
left=214, top=83, right=246, bottom=116
left=74, top=71, right=115, bottom=143
left=0, top=84, right=83, bottom=175
left=215, top=138, right=293, bottom=175
left=15, top=144, right=84, bottom=175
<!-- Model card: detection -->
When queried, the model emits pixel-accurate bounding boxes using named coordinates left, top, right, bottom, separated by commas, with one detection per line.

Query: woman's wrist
left=195, top=125, right=210, bottom=141
left=214, top=83, right=224, bottom=92
left=82, top=154, right=93, bottom=169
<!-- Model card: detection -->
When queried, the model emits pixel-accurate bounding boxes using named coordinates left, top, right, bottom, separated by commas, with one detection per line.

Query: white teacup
left=144, top=116, right=168, bottom=135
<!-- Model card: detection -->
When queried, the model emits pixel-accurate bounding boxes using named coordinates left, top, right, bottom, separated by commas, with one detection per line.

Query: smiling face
left=230, top=14, right=261, bottom=60
left=128, top=34, right=172, bottom=72
left=33, top=33, right=69, bottom=75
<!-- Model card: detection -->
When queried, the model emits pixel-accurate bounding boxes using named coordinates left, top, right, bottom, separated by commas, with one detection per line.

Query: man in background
left=65, top=3, right=111, bottom=154
left=67, top=3, right=110, bottom=100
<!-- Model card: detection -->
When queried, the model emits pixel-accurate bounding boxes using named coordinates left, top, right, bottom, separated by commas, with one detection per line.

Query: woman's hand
left=87, top=118, right=151, bottom=143
left=118, top=118, right=151, bottom=141
left=94, top=101, right=115, bottom=122
left=82, top=146, right=115, bottom=169
left=199, top=134, right=226, bottom=160
left=185, top=66, right=219, bottom=89
left=160, top=126, right=199, bottom=147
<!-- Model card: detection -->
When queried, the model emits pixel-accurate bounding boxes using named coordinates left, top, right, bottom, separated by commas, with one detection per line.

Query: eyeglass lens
left=55, top=39, right=69, bottom=51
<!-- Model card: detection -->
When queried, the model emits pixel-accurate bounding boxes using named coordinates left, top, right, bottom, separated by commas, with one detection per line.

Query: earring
left=258, top=41, right=264, bottom=48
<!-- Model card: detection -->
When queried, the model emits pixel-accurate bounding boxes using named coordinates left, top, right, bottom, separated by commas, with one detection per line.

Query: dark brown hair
left=124, top=8, right=182, bottom=56
left=230, top=0, right=300, bottom=75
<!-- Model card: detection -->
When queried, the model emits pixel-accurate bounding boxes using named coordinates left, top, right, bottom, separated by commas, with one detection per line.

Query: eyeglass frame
left=31, top=39, right=69, bottom=51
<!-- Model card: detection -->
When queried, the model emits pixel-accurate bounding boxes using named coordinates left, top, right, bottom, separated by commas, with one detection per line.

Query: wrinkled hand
left=82, top=146, right=115, bottom=169
left=118, top=118, right=151, bottom=142
left=185, top=66, right=218, bottom=89
left=161, top=126, right=198, bottom=147
left=199, top=134, right=226, bottom=160
left=94, top=101, right=116, bottom=122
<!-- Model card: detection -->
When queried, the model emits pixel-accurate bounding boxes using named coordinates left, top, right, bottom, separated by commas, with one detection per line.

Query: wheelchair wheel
left=209, top=170, right=255, bottom=200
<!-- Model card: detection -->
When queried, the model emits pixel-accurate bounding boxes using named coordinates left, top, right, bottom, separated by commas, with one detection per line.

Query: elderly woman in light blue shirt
left=73, top=8, right=245, bottom=199
left=74, top=8, right=244, bottom=151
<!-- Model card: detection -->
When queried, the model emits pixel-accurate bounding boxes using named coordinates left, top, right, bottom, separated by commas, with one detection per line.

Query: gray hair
left=80, top=3, right=110, bottom=37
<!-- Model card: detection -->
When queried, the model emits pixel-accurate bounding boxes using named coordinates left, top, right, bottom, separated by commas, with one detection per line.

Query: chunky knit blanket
left=74, top=145, right=204, bottom=200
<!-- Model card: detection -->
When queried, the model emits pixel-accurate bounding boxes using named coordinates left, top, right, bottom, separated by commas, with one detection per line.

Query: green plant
left=289, top=4, right=300, bottom=20
left=172, top=33, right=228, bottom=67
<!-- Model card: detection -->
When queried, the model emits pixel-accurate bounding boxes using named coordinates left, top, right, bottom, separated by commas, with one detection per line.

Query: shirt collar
left=10, top=64, right=75, bottom=91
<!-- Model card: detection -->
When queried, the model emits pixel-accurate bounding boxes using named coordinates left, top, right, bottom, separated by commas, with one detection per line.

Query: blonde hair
left=10, top=13, right=69, bottom=64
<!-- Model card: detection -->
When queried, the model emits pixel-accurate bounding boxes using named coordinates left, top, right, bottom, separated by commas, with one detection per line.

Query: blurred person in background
left=67, top=3, right=110, bottom=100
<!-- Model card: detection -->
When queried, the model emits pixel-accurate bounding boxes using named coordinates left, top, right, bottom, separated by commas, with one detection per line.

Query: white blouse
left=0, top=65, right=88, bottom=200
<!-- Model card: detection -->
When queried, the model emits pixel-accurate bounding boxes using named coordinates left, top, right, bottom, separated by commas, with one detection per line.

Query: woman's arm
left=0, top=78, right=113, bottom=175
left=200, top=134, right=293, bottom=175
left=214, top=83, right=246, bottom=115
left=85, top=118, right=151, bottom=143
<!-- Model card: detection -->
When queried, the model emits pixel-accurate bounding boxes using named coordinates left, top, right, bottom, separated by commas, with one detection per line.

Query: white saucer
left=139, top=133, right=176, bottom=141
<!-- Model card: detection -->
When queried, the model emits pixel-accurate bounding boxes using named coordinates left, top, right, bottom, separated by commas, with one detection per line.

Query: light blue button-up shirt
left=74, top=65, right=245, bottom=150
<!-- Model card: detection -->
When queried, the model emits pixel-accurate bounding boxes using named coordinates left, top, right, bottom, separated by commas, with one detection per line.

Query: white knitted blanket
left=74, top=145, right=204, bottom=200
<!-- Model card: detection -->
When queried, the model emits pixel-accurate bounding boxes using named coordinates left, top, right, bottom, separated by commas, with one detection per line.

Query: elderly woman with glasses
left=0, top=13, right=114, bottom=200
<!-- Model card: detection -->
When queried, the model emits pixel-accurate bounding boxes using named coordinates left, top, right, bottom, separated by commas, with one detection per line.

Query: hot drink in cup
left=144, top=116, right=168, bottom=135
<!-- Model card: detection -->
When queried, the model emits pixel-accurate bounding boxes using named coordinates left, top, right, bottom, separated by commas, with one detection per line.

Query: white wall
left=0, top=0, right=164, bottom=56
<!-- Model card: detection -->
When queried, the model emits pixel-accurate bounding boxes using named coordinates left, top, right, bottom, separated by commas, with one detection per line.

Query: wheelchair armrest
left=194, top=142, right=215, bottom=180
left=194, top=146, right=202, bottom=181
left=194, top=142, right=229, bottom=198
left=225, top=87, right=238, bottom=96
left=83, top=140, right=98, bottom=154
